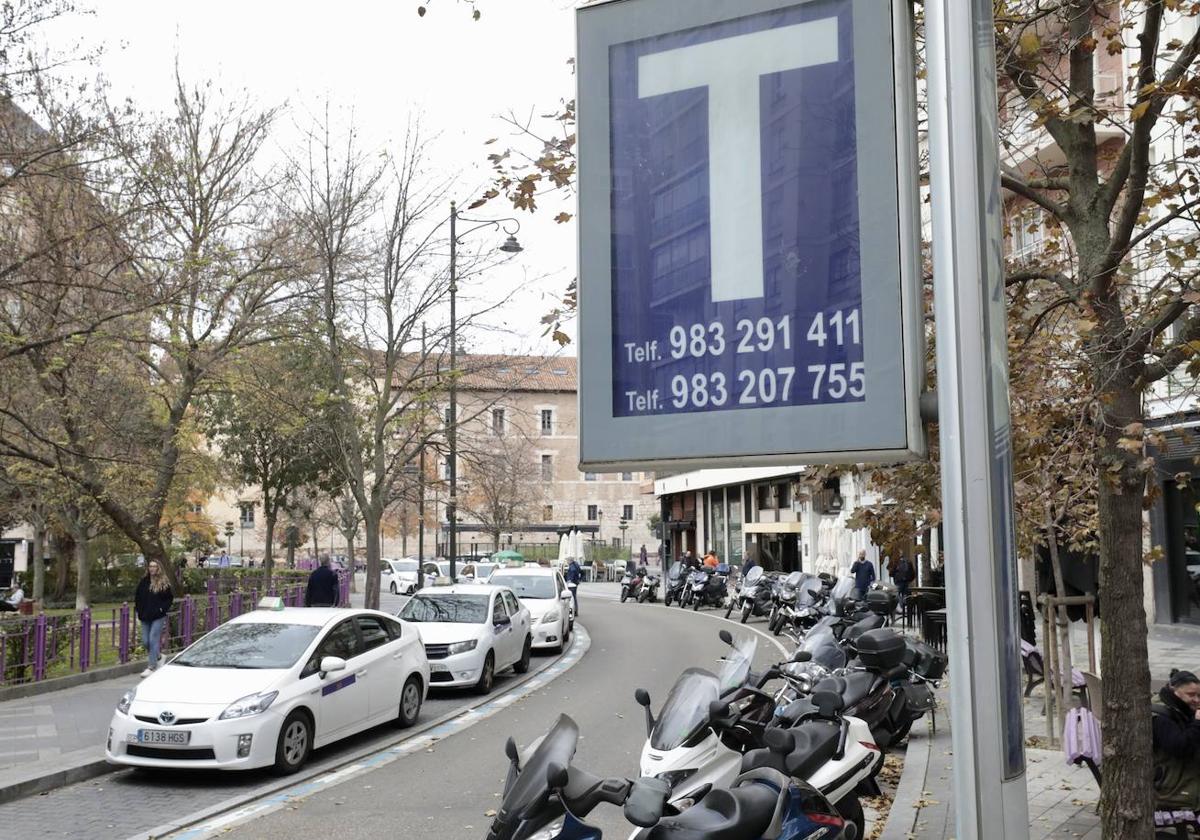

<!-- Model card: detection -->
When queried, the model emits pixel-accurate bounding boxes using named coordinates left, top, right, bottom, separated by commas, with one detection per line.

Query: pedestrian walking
left=565, top=557, right=583, bottom=616
left=893, top=554, right=914, bottom=604
left=850, top=549, right=876, bottom=599
left=639, top=544, right=648, bottom=568
left=135, top=560, right=174, bottom=676
left=305, top=556, right=340, bottom=607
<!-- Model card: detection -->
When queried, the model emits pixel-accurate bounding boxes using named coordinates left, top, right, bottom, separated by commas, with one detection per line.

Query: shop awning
left=743, top=521, right=803, bottom=534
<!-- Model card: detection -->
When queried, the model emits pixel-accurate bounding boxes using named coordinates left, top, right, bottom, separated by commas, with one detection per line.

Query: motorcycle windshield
left=668, top=562, right=685, bottom=581
left=718, top=634, right=757, bottom=693
left=831, top=577, right=856, bottom=601
left=500, top=714, right=579, bottom=821
left=743, top=566, right=764, bottom=585
left=650, top=669, right=720, bottom=751
left=801, top=630, right=847, bottom=669
left=784, top=571, right=806, bottom=588
left=797, top=579, right=824, bottom=608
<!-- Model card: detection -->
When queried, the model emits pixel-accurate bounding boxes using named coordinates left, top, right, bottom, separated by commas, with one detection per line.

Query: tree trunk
left=31, top=517, right=45, bottom=602
left=1043, top=504, right=1074, bottom=734
left=262, top=509, right=276, bottom=588
left=74, top=535, right=90, bottom=611
left=363, top=513, right=381, bottom=611
left=311, top=522, right=320, bottom=562
left=1095, top=377, right=1154, bottom=840
left=52, top=533, right=69, bottom=601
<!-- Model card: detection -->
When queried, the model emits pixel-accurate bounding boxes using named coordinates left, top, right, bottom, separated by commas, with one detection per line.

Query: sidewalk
left=883, top=621, right=1200, bottom=840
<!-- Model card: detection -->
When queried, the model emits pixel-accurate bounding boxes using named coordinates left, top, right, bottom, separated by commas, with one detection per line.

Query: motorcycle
left=770, top=573, right=827, bottom=636
left=661, top=562, right=687, bottom=607
left=690, top=564, right=730, bottom=611
left=636, top=570, right=660, bottom=603
left=484, top=713, right=856, bottom=840
left=620, top=567, right=648, bottom=603
left=724, top=565, right=777, bottom=623
left=633, top=631, right=880, bottom=839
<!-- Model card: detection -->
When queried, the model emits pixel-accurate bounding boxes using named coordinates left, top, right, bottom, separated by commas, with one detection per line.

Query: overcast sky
left=40, top=0, right=580, bottom=355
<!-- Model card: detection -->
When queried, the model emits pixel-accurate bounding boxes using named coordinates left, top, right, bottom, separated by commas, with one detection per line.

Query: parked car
left=487, top=567, right=573, bottom=653
left=106, top=602, right=429, bottom=774
left=459, top=562, right=498, bottom=584
left=382, top=558, right=421, bottom=595
left=396, top=585, right=532, bottom=693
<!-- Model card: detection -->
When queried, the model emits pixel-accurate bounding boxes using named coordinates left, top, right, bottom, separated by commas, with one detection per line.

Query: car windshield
left=649, top=668, right=721, bottom=751
left=391, top=560, right=419, bottom=573
left=490, top=575, right=556, bottom=598
left=173, top=622, right=320, bottom=669
left=399, top=594, right=489, bottom=623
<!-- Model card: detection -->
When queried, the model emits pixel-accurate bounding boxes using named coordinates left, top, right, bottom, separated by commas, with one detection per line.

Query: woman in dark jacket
left=1151, top=669, right=1200, bottom=809
left=135, top=560, right=174, bottom=677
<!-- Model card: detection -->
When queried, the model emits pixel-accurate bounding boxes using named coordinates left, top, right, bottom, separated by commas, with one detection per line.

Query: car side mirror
left=319, top=656, right=347, bottom=678
left=494, top=615, right=512, bottom=630
left=560, top=590, right=571, bottom=600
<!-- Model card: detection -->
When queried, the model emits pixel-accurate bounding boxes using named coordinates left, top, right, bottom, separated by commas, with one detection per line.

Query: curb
left=0, top=660, right=146, bottom=703
left=132, top=623, right=592, bottom=839
left=0, top=756, right=113, bottom=806
left=878, top=698, right=938, bottom=840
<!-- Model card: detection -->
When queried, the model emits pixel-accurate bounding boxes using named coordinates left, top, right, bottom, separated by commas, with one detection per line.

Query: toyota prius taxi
left=106, top=600, right=429, bottom=774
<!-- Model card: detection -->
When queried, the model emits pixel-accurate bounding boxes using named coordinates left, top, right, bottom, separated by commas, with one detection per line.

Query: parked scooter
left=620, top=566, right=652, bottom=603
left=484, top=713, right=857, bottom=840
left=690, top=563, right=730, bottom=611
left=636, top=570, right=660, bottom=603
left=725, top=565, right=777, bottom=623
left=661, top=562, right=687, bottom=607
left=633, top=632, right=881, bottom=839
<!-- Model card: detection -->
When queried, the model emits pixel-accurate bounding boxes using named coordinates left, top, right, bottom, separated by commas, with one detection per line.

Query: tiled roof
left=453, top=354, right=577, bottom=392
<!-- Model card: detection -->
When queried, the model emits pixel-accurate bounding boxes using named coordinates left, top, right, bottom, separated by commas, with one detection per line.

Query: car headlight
left=448, top=639, right=478, bottom=655
left=540, top=611, right=561, bottom=625
left=218, top=691, right=279, bottom=720
left=116, top=689, right=135, bottom=716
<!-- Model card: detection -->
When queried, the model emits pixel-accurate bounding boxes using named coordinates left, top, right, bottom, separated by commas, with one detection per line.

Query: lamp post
left=619, top=518, right=628, bottom=548
left=447, top=201, right=523, bottom=582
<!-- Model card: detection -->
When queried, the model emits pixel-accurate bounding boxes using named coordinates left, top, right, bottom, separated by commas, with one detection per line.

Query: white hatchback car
left=397, top=585, right=532, bottom=693
left=106, top=604, right=429, bottom=774
left=487, top=568, right=574, bottom=652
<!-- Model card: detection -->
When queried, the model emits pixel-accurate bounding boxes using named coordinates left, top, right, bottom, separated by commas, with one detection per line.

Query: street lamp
left=447, top=200, right=523, bottom=582
left=619, top=517, right=629, bottom=548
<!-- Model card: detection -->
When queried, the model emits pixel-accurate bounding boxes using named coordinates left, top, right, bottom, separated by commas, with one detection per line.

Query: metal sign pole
left=925, top=0, right=1030, bottom=837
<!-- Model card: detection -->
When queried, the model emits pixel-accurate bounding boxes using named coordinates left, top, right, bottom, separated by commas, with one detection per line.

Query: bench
left=1021, top=640, right=1087, bottom=702
left=1065, top=694, right=1200, bottom=837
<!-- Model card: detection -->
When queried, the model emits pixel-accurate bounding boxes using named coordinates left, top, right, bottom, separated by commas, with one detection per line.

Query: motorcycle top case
left=903, top=639, right=947, bottom=681
left=865, top=589, right=898, bottom=616
left=855, top=628, right=906, bottom=671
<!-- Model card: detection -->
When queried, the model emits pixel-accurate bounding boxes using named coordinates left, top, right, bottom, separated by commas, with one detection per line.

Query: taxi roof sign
left=257, top=596, right=286, bottom=611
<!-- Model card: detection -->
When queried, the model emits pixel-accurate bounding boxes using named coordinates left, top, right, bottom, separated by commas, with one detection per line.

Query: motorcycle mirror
left=718, top=629, right=733, bottom=646
left=634, top=688, right=651, bottom=707
left=708, top=700, right=730, bottom=720
left=764, top=727, right=796, bottom=755
left=791, top=650, right=813, bottom=663
left=546, top=762, right=569, bottom=791
left=504, top=736, right=520, bottom=770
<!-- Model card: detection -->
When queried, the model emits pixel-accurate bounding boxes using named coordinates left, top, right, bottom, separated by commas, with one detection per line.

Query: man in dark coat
left=305, top=557, right=340, bottom=607
left=850, top=549, right=876, bottom=599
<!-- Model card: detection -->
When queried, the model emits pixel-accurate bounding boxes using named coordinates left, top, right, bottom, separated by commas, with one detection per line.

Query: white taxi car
left=487, top=568, right=574, bottom=652
left=382, top=558, right=422, bottom=595
left=106, top=602, right=429, bottom=774
left=397, top=585, right=531, bottom=693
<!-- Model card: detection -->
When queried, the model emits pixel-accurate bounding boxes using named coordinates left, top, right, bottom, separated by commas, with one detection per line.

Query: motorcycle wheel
left=724, top=600, right=735, bottom=619
left=637, top=589, right=649, bottom=603
left=892, top=718, right=914, bottom=744
left=693, top=596, right=701, bottom=611
left=663, top=590, right=672, bottom=607
left=620, top=586, right=629, bottom=603
left=771, top=615, right=784, bottom=636
left=835, top=795, right=864, bottom=840
left=741, top=602, right=752, bottom=624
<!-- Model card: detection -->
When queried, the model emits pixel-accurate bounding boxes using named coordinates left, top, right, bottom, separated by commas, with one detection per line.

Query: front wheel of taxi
left=273, top=710, right=312, bottom=775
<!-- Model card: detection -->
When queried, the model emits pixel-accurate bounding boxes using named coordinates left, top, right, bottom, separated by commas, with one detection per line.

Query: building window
left=621, top=472, right=633, bottom=481
left=540, top=409, right=553, bottom=436
left=587, top=504, right=598, bottom=521
left=492, top=408, right=506, bottom=436
left=622, top=504, right=634, bottom=522
left=541, top=454, right=553, bottom=482
left=584, top=472, right=597, bottom=482
left=543, top=505, right=553, bottom=522
left=239, top=502, right=255, bottom=529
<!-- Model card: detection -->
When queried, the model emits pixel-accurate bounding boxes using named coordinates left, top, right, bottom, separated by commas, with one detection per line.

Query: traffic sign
left=577, top=0, right=924, bottom=469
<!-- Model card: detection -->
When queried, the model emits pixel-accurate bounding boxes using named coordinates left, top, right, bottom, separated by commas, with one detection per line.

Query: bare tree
left=459, top=431, right=545, bottom=551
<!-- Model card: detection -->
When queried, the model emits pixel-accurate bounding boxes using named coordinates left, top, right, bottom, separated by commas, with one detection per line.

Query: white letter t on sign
left=639, top=19, right=839, bottom=302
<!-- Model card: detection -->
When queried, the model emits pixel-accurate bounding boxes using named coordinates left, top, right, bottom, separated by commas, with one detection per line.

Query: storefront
left=1148, top=414, right=1200, bottom=626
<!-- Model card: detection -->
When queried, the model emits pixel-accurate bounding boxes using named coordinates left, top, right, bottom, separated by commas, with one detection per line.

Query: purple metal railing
left=0, top=578, right=308, bottom=686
